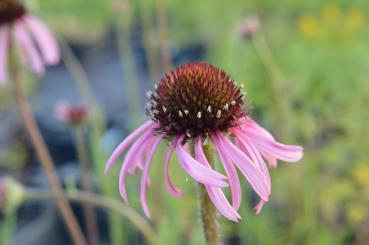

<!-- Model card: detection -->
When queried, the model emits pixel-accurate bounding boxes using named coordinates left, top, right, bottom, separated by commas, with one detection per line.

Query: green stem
left=116, top=12, right=142, bottom=126
left=74, top=127, right=100, bottom=245
left=155, top=0, right=173, bottom=72
left=0, top=210, right=16, bottom=245
left=138, top=0, right=161, bottom=82
left=197, top=143, right=221, bottom=245
left=24, top=189, right=157, bottom=245
left=251, top=33, right=292, bottom=141
left=59, top=38, right=98, bottom=112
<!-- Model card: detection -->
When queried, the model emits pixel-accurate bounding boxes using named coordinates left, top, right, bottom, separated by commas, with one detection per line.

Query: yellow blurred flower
left=347, top=203, right=368, bottom=226
left=352, top=163, right=369, bottom=187
left=297, top=4, right=365, bottom=41
left=344, top=9, right=365, bottom=34
left=298, top=14, right=321, bottom=38
left=321, top=4, right=341, bottom=23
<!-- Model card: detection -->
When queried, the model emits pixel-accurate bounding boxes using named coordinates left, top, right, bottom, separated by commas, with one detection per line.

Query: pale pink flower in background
left=54, top=102, right=88, bottom=125
left=238, top=15, right=260, bottom=39
left=0, top=0, right=60, bottom=83
left=105, top=63, right=304, bottom=221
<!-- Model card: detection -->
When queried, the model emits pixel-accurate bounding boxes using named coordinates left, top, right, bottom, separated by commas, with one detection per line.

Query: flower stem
left=9, top=41, right=87, bottom=245
left=155, top=0, right=173, bottom=72
left=115, top=11, right=142, bottom=126
left=251, top=32, right=292, bottom=141
left=74, top=127, right=100, bottom=245
left=23, top=188, right=157, bottom=245
left=198, top=143, right=221, bottom=245
left=138, top=0, right=161, bottom=82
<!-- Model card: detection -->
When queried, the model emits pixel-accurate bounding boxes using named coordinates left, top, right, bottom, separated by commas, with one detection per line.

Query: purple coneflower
left=0, top=0, right=60, bottom=83
left=105, top=62, right=303, bottom=221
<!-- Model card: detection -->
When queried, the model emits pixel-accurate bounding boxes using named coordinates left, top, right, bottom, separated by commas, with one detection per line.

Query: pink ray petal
left=24, top=15, right=60, bottom=65
left=118, top=132, right=154, bottom=203
left=240, top=128, right=303, bottom=162
left=254, top=199, right=265, bottom=215
left=175, top=136, right=228, bottom=188
left=234, top=134, right=271, bottom=192
left=127, top=133, right=152, bottom=175
left=195, top=137, right=241, bottom=221
left=216, top=132, right=270, bottom=201
left=261, top=151, right=278, bottom=168
left=242, top=117, right=275, bottom=141
left=13, top=22, right=45, bottom=74
left=237, top=138, right=270, bottom=214
left=211, top=133, right=242, bottom=210
left=140, top=135, right=163, bottom=218
left=165, top=137, right=182, bottom=197
left=105, top=121, right=156, bottom=174
left=0, top=26, right=9, bottom=84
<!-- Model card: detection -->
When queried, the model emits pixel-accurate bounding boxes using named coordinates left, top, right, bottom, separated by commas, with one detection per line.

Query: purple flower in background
left=0, top=0, right=60, bottom=83
left=105, top=62, right=303, bottom=221
left=54, top=101, right=88, bottom=126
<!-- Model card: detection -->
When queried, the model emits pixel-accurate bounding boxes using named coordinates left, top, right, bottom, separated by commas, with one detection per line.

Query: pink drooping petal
left=126, top=133, right=152, bottom=175
left=216, top=132, right=270, bottom=201
left=212, top=134, right=242, bottom=210
left=118, top=131, right=154, bottom=203
left=239, top=118, right=286, bottom=167
left=165, top=138, right=182, bottom=197
left=140, top=135, right=163, bottom=218
left=195, top=137, right=241, bottom=221
left=0, top=26, right=9, bottom=84
left=242, top=117, right=275, bottom=141
left=175, top=136, right=228, bottom=188
left=24, top=15, right=60, bottom=65
left=240, top=128, right=303, bottom=162
left=236, top=137, right=271, bottom=214
left=261, top=151, right=278, bottom=168
left=254, top=199, right=265, bottom=215
left=13, top=22, right=45, bottom=74
left=235, top=135, right=271, bottom=192
left=105, top=121, right=156, bottom=174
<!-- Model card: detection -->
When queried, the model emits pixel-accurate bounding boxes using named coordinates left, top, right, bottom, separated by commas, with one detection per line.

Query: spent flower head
left=55, top=102, right=89, bottom=126
left=105, top=62, right=303, bottom=221
left=0, top=0, right=60, bottom=83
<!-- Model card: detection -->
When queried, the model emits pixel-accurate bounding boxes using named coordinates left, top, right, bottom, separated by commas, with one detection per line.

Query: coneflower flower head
left=147, top=63, right=246, bottom=138
left=0, top=0, right=60, bottom=83
left=0, top=0, right=26, bottom=25
left=106, top=62, right=303, bottom=221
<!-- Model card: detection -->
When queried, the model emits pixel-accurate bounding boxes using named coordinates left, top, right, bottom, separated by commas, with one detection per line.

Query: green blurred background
left=1, top=0, right=369, bottom=244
